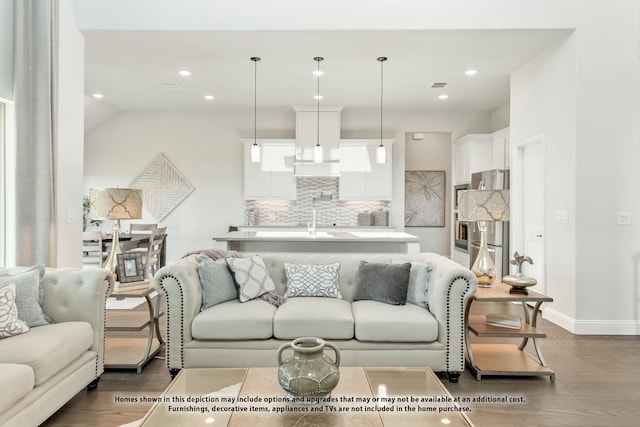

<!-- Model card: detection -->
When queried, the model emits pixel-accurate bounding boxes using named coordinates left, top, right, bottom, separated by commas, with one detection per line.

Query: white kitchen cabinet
left=339, top=139, right=393, bottom=200
left=243, top=140, right=296, bottom=200
left=294, top=107, right=342, bottom=162
left=452, top=134, right=493, bottom=185
left=492, top=127, right=510, bottom=170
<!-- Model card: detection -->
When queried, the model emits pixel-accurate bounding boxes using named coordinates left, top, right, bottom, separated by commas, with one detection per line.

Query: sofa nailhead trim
left=446, top=276, right=471, bottom=374
left=159, top=274, right=185, bottom=370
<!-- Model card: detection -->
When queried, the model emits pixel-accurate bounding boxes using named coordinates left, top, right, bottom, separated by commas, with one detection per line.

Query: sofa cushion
left=392, top=260, right=432, bottom=309
left=197, top=257, right=238, bottom=311
left=0, top=284, right=30, bottom=338
left=352, top=300, right=438, bottom=342
left=0, top=269, right=49, bottom=327
left=0, top=321, right=93, bottom=385
left=274, top=297, right=354, bottom=340
left=226, top=256, right=276, bottom=302
left=353, top=261, right=411, bottom=305
left=284, top=262, right=342, bottom=298
left=192, top=299, right=276, bottom=340
left=0, top=363, right=34, bottom=414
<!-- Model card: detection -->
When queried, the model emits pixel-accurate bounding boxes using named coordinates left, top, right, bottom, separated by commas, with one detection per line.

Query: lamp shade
left=458, top=189, right=510, bottom=222
left=89, top=188, right=143, bottom=220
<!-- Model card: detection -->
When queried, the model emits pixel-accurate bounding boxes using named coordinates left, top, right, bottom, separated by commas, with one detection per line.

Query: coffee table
left=139, top=367, right=473, bottom=426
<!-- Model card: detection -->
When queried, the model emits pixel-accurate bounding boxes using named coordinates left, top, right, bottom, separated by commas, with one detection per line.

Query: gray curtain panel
left=13, top=0, right=58, bottom=266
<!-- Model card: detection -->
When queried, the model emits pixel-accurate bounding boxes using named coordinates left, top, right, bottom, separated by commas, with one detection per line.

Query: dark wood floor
left=42, top=302, right=640, bottom=427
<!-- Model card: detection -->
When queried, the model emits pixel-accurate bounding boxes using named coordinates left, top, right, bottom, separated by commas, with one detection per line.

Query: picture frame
left=404, top=170, right=446, bottom=227
left=116, top=252, right=145, bottom=283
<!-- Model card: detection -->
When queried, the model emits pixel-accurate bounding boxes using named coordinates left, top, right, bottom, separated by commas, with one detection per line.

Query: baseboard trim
left=544, top=307, right=640, bottom=335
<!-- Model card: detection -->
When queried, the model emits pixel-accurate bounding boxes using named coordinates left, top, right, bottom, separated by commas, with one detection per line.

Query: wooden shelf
left=468, top=315, right=546, bottom=338
left=105, top=337, right=162, bottom=372
left=468, top=344, right=555, bottom=380
left=106, top=310, right=163, bottom=331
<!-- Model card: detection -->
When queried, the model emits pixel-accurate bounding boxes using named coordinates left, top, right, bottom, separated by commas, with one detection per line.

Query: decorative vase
left=277, top=337, right=340, bottom=400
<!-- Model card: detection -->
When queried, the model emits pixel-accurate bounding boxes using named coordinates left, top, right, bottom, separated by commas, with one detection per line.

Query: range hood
left=294, top=106, right=342, bottom=177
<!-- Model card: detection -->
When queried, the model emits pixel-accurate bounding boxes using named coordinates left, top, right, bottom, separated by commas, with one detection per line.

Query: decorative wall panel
left=130, top=153, right=194, bottom=221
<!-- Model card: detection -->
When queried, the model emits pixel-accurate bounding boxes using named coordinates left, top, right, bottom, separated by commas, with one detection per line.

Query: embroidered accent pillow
left=0, top=284, right=30, bottom=339
left=284, top=262, right=341, bottom=298
left=353, top=261, right=411, bottom=305
left=226, top=256, right=276, bottom=302
left=0, top=269, right=49, bottom=326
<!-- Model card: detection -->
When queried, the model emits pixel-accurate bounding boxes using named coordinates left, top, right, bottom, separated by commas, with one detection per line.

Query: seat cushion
left=0, top=321, right=93, bottom=385
left=192, top=299, right=276, bottom=340
left=0, top=363, right=34, bottom=414
left=274, top=297, right=354, bottom=340
left=352, top=300, right=438, bottom=342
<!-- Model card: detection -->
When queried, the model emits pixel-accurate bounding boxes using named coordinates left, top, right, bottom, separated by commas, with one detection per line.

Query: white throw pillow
left=284, top=262, right=342, bottom=299
left=226, top=256, right=276, bottom=302
left=0, top=283, right=30, bottom=339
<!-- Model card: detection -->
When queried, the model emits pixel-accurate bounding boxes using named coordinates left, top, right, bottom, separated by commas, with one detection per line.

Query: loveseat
left=0, top=266, right=113, bottom=427
left=154, top=252, right=477, bottom=383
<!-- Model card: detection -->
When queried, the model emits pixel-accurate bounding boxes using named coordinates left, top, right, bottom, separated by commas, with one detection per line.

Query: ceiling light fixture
left=465, top=69, right=478, bottom=76
left=312, top=70, right=324, bottom=76
left=92, top=93, right=104, bottom=99
left=439, top=94, right=449, bottom=100
left=250, top=57, right=261, bottom=163
left=376, top=57, right=388, bottom=164
left=313, top=57, right=324, bottom=163
left=178, top=70, right=191, bottom=77
left=204, top=95, right=214, bottom=101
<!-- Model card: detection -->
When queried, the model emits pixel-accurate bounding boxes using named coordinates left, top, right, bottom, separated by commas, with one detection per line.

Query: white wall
left=511, top=34, right=578, bottom=322
left=490, top=104, right=510, bottom=132
left=85, top=110, right=490, bottom=262
left=56, top=0, right=85, bottom=267
left=404, top=132, right=452, bottom=256
left=0, top=0, right=12, bottom=100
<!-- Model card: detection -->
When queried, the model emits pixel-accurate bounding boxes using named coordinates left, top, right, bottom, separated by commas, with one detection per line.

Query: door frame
left=511, top=133, right=547, bottom=294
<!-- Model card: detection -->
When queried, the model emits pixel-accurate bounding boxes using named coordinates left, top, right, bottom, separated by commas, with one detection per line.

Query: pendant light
left=250, top=57, right=261, bottom=163
left=313, top=57, right=324, bottom=163
left=376, top=57, right=388, bottom=164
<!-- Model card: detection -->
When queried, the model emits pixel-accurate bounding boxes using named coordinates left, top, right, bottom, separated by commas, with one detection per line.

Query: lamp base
left=471, top=228, right=496, bottom=288
left=103, top=219, right=121, bottom=281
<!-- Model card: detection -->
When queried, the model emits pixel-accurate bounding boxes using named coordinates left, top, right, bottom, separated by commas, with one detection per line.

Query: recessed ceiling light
left=312, top=70, right=324, bottom=76
left=314, top=95, right=323, bottom=100
left=204, top=95, right=214, bottom=101
left=178, top=70, right=191, bottom=77
left=92, top=93, right=104, bottom=99
left=465, top=69, right=478, bottom=76
left=438, top=94, right=449, bottom=100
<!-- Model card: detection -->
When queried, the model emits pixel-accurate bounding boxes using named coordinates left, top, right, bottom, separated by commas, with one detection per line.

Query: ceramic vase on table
left=277, top=336, right=340, bottom=400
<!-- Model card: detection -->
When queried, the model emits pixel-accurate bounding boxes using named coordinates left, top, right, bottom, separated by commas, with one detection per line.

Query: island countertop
left=212, top=231, right=421, bottom=254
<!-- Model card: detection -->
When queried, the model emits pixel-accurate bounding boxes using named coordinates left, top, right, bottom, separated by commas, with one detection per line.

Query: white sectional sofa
left=0, top=267, right=113, bottom=427
left=154, top=252, right=477, bottom=383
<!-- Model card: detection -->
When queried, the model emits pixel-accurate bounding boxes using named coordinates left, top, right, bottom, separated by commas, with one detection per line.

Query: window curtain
left=12, top=0, right=58, bottom=266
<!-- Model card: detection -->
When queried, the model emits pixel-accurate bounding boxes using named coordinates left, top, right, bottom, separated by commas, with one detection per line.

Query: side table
left=105, top=281, right=164, bottom=373
left=464, top=282, right=555, bottom=381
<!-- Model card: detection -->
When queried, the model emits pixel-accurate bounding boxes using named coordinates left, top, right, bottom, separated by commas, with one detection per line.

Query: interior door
left=522, top=142, right=545, bottom=293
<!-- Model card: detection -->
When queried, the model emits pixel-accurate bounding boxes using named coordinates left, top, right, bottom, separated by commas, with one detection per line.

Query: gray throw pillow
left=1, top=264, right=46, bottom=304
left=353, top=261, right=411, bottom=305
left=196, top=256, right=238, bottom=311
left=391, top=260, right=432, bottom=309
left=0, top=269, right=49, bottom=327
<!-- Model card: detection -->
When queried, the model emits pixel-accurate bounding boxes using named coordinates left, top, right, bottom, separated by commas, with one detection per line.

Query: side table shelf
left=105, top=282, right=164, bottom=374
left=465, top=283, right=555, bottom=381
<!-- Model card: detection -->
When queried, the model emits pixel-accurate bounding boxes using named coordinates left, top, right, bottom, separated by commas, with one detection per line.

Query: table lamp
left=457, top=189, right=510, bottom=287
left=89, top=188, right=142, bottom=280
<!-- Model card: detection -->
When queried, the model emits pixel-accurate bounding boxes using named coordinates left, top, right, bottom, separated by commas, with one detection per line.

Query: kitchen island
left=213, top=230, right=421, bottom=254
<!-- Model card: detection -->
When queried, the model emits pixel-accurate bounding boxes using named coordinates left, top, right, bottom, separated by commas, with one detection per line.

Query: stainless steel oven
left=454, top=184, right=470, bottom=252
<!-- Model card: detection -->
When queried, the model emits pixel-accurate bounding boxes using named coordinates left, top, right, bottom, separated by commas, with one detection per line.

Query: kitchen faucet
left=308, top=197, right=317, bottom=237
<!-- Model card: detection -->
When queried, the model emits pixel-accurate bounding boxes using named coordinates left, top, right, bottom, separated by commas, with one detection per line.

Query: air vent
left=431, top=82, right=447, bottom=88
left=162, top=83, right=182, bottom=90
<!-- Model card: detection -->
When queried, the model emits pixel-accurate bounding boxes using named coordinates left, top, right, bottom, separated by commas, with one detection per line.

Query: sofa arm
left=153, top=257, right=202, bottom=371
left=425, top=255, right=477, bottom=374
left=41, top=267, right=114, bottom=377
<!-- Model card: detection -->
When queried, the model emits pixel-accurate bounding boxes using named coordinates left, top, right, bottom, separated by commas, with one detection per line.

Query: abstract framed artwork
left=404, top=170, right=446, bottom=227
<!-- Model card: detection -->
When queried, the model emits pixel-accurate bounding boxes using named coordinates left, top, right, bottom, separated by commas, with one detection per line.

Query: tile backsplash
left=245, top=177, right=390, bottom=226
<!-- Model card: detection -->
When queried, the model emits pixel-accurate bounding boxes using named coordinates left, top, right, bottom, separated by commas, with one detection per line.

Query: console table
left=464, top=283, right=555, bottom=381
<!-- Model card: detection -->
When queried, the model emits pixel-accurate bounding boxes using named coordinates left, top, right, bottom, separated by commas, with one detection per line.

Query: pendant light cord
left=378, top=57, right=387, bottom=147
left=251, top=57, right=260, bottom=145
left=316, top=57, right=321, bottom=147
